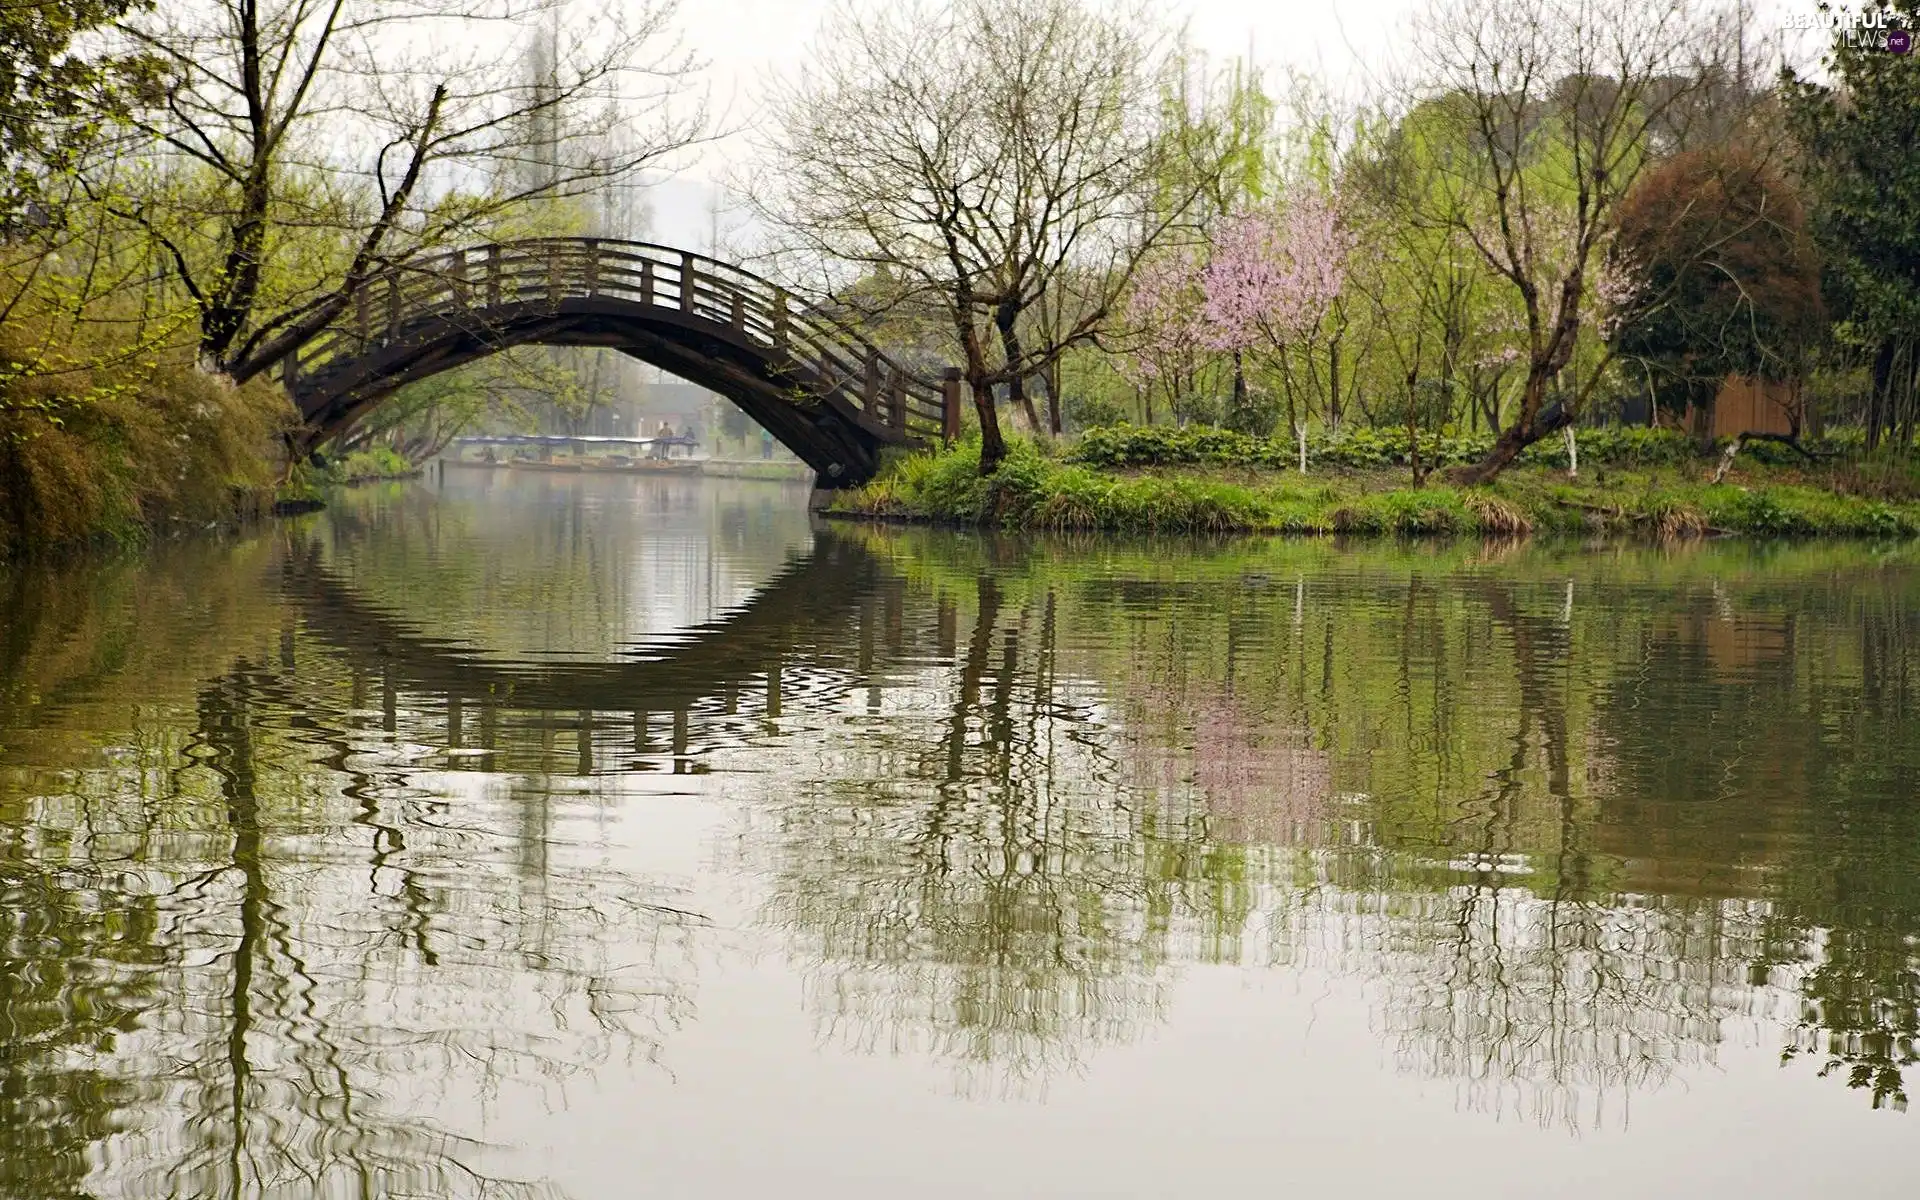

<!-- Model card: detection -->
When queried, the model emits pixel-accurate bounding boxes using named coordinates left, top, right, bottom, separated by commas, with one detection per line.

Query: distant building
left=1619, top=375, right=1800, bottom=438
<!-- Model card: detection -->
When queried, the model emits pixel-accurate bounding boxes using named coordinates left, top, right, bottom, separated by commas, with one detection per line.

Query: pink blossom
left=1594, top=251, right=1644, bottom=340
left=1124, top=248, right=1211, bottom=385
left=1199, top=192, right=1352, bottom=356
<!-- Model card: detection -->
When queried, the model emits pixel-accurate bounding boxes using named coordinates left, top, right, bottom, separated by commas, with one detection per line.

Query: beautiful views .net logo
left=1785, top=6, right=1914, bottom=53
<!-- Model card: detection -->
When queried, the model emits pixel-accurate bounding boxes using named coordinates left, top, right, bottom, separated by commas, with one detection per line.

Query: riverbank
left=0, top=326, right=292, bottom=559
left=446, top=455, right=812, bottom=483
left=824, top=429, right=1920, bottom=539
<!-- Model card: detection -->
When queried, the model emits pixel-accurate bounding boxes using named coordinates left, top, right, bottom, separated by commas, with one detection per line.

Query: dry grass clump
left=1644, top=496, right=1710, bottom=540
left=1462, top=490, right=1535, bottom=537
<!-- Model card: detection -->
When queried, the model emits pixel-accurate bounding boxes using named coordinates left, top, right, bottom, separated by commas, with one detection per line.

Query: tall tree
left=1609, top=146, right=1825, bottom=435
left=110, top=0, right=706, bottom=382
left=1786, top=0, right=1920, bottom=449
left=1410, top=0, right=1720, bottom=483
left=761, top=0, right=1226, bottom=474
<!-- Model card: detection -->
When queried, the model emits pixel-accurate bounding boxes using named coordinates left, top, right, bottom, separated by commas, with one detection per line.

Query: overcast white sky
left=641, top=0, right=1817, bottom=246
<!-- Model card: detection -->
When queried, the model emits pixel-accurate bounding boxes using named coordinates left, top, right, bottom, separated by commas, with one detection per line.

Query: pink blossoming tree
left=1122, top=249, right=1220, bottom=427
left=1199, top=190, right=1354, bottom=436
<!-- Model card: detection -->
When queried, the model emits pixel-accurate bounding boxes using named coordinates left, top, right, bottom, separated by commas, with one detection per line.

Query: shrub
left=1, top=305, right=293, bottom=557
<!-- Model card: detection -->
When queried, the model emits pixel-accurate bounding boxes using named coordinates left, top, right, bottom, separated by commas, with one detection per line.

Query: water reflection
left=1, top=478, right=1918, bottom=1197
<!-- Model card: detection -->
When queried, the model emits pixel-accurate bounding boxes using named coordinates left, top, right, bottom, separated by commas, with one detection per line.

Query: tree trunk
left=1452, top=364, right=1563, bottom=484
left=972, top=378, right=1006, bottom=474
left=995, top=305, right=1044, bottom=438
left=958, top=315, right=1007, bottom=474
left=1231, top=351, right=1249, bottom=431
left=1406, top=370, right=1426, bottom=485
left=1867, top=338, right=1894, bottom=451
left=1045, top=360, right=1062, bottom=436
left=1327, top=336, right=1342, bottom=431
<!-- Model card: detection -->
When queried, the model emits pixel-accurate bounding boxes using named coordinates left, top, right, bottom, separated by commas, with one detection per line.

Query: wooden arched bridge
left=279, top=239, right=962, bottom=486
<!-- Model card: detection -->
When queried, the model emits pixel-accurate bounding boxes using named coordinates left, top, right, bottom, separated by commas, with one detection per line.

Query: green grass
left=324, top=445, right=417, bottom=484
left=829, top=436, right=1920, bottom=540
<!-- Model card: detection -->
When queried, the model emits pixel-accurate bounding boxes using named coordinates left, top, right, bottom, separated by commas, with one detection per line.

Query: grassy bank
left=1, top=310, right=294, bottom=558
left=827, top=429, right=1920, bottom=539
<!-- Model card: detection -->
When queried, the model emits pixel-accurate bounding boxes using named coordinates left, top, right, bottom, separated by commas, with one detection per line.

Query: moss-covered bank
left=826, top=431, right=1920, bottom=540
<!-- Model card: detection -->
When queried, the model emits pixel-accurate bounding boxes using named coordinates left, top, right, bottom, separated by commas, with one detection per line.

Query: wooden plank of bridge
left=487, top=245, right=502, bottom=307
left=640, top=259, right=655, bottom=307
left=584, top=239, right=599, bottom=296
left=889, top=369, right=906, bottom=432
left=729, top=289, right=745, bottom=331
left=449, top=249, right=468, bottom=308
left=387, top=276, right=402, bottom=338
left=680, top=252, right=697, bottom=315
left=772, top=289, right=789, bottom=350
left=863, top=351, right=880, bottom=416
left=355, top=286, right=370, bottom=345
left=547, top=244, right=563, bottom=306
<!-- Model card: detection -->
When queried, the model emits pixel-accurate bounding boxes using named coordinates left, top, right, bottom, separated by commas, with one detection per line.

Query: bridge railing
left=289, top=239, right=949, bottom=442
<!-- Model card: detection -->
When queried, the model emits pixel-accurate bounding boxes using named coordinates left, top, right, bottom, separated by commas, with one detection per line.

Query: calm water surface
left=3, top=470, right=1918, bottom=1198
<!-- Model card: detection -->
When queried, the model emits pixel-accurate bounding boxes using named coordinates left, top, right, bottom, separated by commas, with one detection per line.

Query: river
left=2, top=470, right=1916, bottom=1198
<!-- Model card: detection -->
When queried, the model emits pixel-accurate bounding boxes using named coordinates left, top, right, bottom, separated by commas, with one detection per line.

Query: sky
left=639, top=0, right=1818, bottom=247
left=642, top=0, right=1428, bottom=246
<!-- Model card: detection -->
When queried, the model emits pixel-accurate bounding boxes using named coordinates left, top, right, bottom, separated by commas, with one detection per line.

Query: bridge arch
left=280, top=239, right=957, bottom=486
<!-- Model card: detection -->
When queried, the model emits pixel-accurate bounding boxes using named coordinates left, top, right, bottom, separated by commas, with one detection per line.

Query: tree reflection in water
left=748, top=532, right=1920, bottom=1119
left=0, top=547, right=702, bottom=1198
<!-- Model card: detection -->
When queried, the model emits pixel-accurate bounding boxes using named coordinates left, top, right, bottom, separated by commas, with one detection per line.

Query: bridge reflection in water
left=281, top=530, right=910, bottom=776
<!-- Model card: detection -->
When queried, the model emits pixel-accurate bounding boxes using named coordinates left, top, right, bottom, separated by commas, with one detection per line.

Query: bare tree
left=107, top=0, right=708, bottom=383
left=1409, top=0, right=1718, bottom=483
left=756, top=0, right=1224, bottom=474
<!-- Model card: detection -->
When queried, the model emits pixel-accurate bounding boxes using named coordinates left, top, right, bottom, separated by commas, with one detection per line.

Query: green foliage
left=0, top=304, right=293, bottom=557
left=1787, top=3, right=1920, bottom=344
left=1068, top=422, right=1704, bottom=472
left=1, top=0, right=158, bottom=221
left=835, top=436, right=1920, bottom=541
left=324, top=446, right=415, bottom=484
left=1063, top=391, right=1127, bottom=432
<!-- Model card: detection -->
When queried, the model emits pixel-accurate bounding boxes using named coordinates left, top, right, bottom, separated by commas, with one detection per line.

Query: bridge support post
left=863, top=351, right=880, bottom=417
left=941, top=367, right=964, bottom=444
left=448, top=248, right=469, bottom=308
left=486, top=245, right=503, bottom=307
left=680, top=252, right=697, bottom=315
